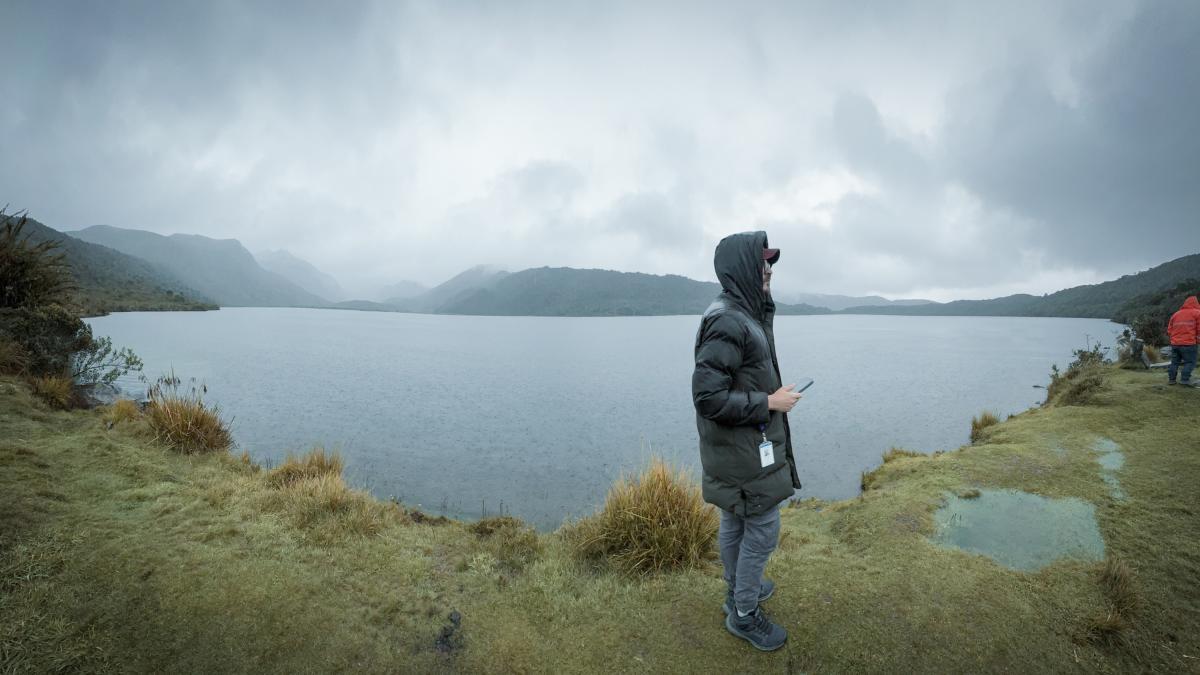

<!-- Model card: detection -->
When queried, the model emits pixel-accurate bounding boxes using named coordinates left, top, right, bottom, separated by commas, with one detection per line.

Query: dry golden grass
left=146, top=396, right=232, bottom=454
left=970, top=411, right=1000, bottom=443
left=29, top=374, right=73, bottom=409
left=266, top=447, right=344, bottom=488
left=567, top=458, right=717, bottom=575
left=102, top=399, right=140, bottom=425
left=263, top=472, right=389, bottom=538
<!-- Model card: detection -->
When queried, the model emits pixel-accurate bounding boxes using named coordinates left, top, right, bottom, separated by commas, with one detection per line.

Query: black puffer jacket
left=692, top=231, right=800, bottom=516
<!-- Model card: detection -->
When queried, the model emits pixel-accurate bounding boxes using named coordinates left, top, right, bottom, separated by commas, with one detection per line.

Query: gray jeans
left=719, top=504, right=781, bottom=614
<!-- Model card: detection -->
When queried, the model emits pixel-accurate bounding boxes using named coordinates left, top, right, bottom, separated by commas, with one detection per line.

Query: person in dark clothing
left=692, top=231, right=802, bottom=652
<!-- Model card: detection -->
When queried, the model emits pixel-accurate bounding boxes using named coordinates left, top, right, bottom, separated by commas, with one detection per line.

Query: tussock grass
left=882, top=447, right=923, bottom=463
left=1099, top=557, right=1140, bottom=619
left=1057, top=370, right=1107, bottom=407
left=146, top=394, right=232, bottom=454
left=970, top=411, right=1000, bottom=443
left=0, top=338, right=29, bottom=374
left=469, top=516, right=542, bottom=572
left=266, top=447, right=344, bottom=488
left=567, top=458, right=717, bottom=575
left=261, top=472, right=390, bottom=539
left=102, top=399, right=140, bottom=425
left=29, top=374, right=73, bottom=409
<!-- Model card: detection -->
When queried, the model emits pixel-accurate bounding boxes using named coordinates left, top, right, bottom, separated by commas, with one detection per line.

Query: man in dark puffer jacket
left=692, top=231, right=803, bottom=652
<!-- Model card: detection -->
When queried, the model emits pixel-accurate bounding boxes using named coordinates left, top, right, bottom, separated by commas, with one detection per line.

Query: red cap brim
left=763, top=248, right=780, bottom=264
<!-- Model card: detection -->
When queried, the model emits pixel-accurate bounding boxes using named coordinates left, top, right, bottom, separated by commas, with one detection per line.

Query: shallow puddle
left=931, top=489, right=1105, bottom=571
left=1092, top=437, right=1126, bottom=499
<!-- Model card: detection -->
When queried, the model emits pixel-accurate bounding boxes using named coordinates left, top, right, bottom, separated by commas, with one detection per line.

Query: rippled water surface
left=87, top=308, right=1121, bottom=529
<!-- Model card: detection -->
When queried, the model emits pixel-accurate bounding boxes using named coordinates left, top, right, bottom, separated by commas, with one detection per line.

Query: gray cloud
left=1, top=1, right=1196, bottom=300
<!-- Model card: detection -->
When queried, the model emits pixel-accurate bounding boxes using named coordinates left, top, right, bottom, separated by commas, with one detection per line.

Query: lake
left=86, top=308, right=1122, bottom=530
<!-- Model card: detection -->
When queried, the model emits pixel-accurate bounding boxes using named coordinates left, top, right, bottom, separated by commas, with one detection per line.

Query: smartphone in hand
left=794, top=378, right=814, bottom=394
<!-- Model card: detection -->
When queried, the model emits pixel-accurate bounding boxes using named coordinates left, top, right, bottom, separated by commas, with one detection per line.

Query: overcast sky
left=3, top=1, right=1197, bottom=300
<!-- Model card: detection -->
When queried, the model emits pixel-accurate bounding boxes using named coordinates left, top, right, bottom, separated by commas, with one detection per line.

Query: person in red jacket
left=1166, top=295, right=1200, bottom=386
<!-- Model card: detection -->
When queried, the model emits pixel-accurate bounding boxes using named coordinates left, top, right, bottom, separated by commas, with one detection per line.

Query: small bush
left=267, top=448, right=345, bottom=488
left=970, top=411, right=1000, bottom=443
left=146, top=373, right=232, bottom=454
left=1058, top=371, right=1107, bottom=407
left=470, top=516, right=542, bottom=571
left=102, top=399, right=141, bottom=425
left=0, top=305, right=91, bottom=377
left=567, top=458, right=717, bottom=575
left=29, top=375, right=74, bottom=409
left=1045, top=343, right=1112, bottom=407
left=70, top=334, right=142, bottom=386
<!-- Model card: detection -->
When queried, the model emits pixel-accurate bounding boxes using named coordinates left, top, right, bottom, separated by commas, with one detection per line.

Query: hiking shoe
left=723, top=579, right=775, bottom=615
left=1168, top=380, right=1177, bottom=385
left=725, top=607, right=787, bottom=651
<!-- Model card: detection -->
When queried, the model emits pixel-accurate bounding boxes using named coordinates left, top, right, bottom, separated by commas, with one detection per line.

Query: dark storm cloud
left=943, top=1, right=1200, bottom=267
left=1, top=1, right=1196, bottom=299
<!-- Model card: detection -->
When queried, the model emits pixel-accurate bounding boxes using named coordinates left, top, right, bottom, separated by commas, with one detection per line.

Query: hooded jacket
left=692, top=231, right=800, bottom=517
left=1168, top=296, right=1200, bottom=346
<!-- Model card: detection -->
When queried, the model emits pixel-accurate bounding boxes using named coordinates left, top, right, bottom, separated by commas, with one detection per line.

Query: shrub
left=29, top=374, right=74, bottom=409
left=970, top=411, right=1000, bottom=443
left=1058, top=371, right=1107, bottom=407
left=0, top=305, right=91, bottom=377
left=70, top=334, right=142, bottom=386
left=567, top=458, right=717, bottom=575
left=0, top=210, right=75, bottom=309
left=1045, top=343, right=1112, bottom=407
left=102, top=399, right=141, bottom=425
left=146, top=373, right=232, bottom=454
left=267, top=448, right=344, bottom=488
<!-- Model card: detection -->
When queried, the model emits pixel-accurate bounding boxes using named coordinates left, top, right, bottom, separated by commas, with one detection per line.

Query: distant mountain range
left=377, top=280, right=428, bottom=303
left=69, top=225, right=325, bottom=308
left=773, top=292, right=932, bottom=311
left=3, top=214, right=215, bottom=315
left=407, top=266, right=830, bottom=316
left=255, top=249, right=345, bottom=302
left=840, top=253, right=1200, bottom=319
left=14, top=217, right=1198, bottom=322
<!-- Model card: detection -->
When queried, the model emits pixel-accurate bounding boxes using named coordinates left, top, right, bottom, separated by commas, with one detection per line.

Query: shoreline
left=2, top=365, right=1196, bottom=671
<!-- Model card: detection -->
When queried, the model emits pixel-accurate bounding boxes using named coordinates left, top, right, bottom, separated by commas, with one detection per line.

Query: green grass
left=2, top=367, right=1198, bottom=672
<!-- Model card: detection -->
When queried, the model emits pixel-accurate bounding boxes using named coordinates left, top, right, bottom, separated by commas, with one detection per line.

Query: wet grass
left=1, top=367, right=1198, bottom=672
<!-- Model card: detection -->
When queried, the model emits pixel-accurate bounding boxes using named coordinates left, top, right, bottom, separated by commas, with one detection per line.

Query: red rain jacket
left=1167, top=296, right=1200, bottom=345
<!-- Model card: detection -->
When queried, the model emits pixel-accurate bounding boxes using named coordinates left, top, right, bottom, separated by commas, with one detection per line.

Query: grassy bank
left=2, top=367, right=1198, bottom=672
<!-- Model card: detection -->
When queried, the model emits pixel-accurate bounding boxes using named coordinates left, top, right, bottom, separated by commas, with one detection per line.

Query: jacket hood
left=714, top=231, right=775, bottom=320
left=1183, top=296, right=1200, bottom=311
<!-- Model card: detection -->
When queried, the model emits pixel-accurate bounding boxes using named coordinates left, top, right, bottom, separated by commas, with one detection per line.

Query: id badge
left=758, top=440, right=775, bottom=468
